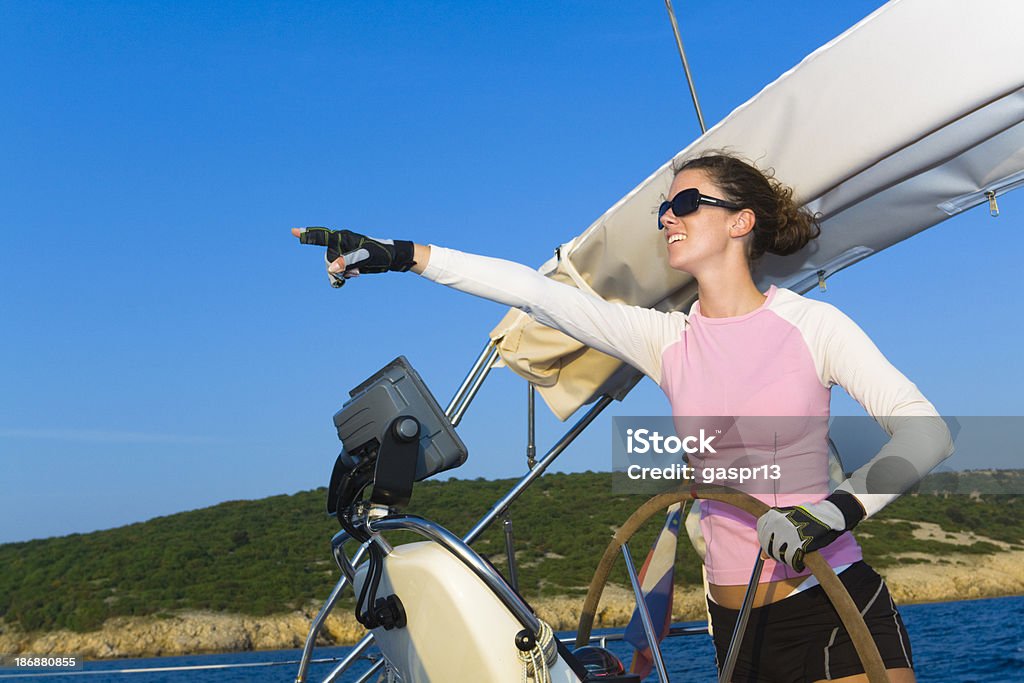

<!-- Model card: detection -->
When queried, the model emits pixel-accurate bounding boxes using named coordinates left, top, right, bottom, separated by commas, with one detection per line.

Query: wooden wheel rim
left=574, top=486, right=890, bottom=683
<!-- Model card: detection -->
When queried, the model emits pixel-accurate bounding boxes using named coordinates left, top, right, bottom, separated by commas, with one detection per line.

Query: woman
left=291, top=152, right=952, bottom=683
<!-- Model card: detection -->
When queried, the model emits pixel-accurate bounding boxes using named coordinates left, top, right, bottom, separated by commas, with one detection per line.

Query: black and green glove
left=295, top=227, right=416, bottom=287
left=755, top=490, right=866, bottom=572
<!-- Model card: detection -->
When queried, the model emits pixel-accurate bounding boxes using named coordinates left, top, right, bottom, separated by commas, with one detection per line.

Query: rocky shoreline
left=3, top=550, right=1022, bottom=660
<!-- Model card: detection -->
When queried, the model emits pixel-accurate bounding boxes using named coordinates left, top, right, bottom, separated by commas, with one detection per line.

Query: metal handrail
left=322, top=639, right=375, bottom=683
left=294, top=538, right=370, bottom=683
left=367, top=515, right=541, bottom=635
left=327, top=512, right=543, bottom=635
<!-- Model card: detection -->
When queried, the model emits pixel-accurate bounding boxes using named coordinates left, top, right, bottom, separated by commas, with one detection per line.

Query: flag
left=624, top=502, right=683, bottom=678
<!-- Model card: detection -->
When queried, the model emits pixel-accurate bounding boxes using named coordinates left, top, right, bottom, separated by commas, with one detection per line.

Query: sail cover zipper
left=937, top=168, right=1024, bottom=216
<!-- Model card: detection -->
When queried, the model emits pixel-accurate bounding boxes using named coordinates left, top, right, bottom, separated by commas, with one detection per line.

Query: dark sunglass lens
left=671, top=188, right=701, bottom=217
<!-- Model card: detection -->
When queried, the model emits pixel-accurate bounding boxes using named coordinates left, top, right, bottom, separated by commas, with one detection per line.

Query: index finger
left=291, top=226, right=333, bottom=246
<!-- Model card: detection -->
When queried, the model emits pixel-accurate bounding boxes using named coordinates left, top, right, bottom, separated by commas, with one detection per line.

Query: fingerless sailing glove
left=755, top=490, right=866, bottom=572
left=295, top=227, right=416, bottom=287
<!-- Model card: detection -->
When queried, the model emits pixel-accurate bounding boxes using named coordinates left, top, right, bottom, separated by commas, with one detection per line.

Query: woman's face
left=661, top=168, right=743, bottom=275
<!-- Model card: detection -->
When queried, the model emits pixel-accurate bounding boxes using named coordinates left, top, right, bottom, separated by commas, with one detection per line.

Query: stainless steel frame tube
left=622, top=542, right=671, bottom=682
left=449, top=345, right=500, bottom=427
left=445, top=339, right=497, bottom=417
left=463, top=394, right=613, bottom=544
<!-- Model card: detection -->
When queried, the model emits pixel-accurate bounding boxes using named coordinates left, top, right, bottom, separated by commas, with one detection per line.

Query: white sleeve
left=819, top=306, right=954, bottom=517
left=420, top=246, right=685, bottom=384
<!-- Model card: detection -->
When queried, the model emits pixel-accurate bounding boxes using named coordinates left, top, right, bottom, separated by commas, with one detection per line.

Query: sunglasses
left=658, top=188, right=743, bottom=230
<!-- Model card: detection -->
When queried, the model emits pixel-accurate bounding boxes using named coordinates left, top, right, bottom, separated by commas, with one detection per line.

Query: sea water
left=1, top=596, right=1020, bottom=682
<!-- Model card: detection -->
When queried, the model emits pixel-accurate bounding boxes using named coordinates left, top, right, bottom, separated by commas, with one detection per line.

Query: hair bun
left=767, top=179, right=820, bottom=257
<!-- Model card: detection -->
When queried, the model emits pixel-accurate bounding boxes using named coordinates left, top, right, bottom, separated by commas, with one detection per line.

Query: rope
left=519, top=621, right=557, bottom=683
left=575, top=485, right=891, bottom=683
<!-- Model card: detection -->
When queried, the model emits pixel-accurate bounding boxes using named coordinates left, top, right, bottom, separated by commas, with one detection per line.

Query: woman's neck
left=695, top=270, right=767, bottom=318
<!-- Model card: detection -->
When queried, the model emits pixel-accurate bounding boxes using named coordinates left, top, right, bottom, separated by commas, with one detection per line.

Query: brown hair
left=672, top=151, right=820, bottom=261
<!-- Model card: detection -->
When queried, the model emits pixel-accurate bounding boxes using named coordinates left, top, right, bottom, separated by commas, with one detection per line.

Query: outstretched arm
left=292, top=228, right=685, bottom=383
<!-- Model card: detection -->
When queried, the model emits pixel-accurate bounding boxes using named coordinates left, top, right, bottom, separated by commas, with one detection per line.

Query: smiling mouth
left=668, top=233, right=687, bottom=244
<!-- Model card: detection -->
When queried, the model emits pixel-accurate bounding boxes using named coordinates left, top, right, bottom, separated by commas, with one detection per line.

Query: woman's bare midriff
left=709, top=575, right=807, bottom=610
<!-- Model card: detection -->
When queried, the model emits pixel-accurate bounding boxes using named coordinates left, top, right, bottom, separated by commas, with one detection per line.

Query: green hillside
left=1, top=471, right=1022, bottom=633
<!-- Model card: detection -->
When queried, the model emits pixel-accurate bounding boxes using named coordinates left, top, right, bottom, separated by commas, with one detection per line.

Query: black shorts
left=708, top=561, right=913, bottom=683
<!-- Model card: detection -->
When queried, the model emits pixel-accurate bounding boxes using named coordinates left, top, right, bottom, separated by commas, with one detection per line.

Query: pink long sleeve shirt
left=421, top=247, right=953, bottom=585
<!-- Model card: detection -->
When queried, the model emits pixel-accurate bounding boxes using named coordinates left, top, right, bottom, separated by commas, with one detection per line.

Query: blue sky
left=2, top=1, right=1022, bottom=544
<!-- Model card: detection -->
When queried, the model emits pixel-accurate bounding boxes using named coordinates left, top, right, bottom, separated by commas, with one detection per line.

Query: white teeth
left=668, top=233, right=687, bottom=243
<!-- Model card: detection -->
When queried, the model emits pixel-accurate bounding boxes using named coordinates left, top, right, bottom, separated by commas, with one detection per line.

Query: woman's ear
left=730, top=208, right=756, bottom=237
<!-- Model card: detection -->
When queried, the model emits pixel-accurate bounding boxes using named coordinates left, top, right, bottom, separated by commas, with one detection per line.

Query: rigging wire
left=663, top=0, right=707, bottom=134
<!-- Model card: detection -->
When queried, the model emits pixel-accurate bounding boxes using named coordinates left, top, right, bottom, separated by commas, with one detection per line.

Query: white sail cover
left=489, top=0, right=1024, bottom=420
